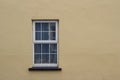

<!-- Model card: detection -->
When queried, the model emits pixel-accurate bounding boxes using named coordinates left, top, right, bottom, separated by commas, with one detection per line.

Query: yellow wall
left=0, top=0, right=120, bottom=80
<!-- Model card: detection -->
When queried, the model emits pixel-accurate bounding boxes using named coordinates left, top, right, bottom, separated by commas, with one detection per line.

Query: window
left=33, top=20, right=58, bottom=67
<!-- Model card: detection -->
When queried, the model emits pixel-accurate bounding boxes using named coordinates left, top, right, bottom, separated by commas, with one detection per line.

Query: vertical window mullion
left=41, top=44, right=42, bottom=64
left=49, top=43, right=50, bottom=64
left=55, top=22, right=57, bottom=41
left=48, top=23, right=50, bottom=64
left=41, top=23, right=43, bottom=40
left=49, top=23, right=50, bottom=40
left=41, top=23, right=42, bottom=41
left=40, top=23, right=42, bottom=64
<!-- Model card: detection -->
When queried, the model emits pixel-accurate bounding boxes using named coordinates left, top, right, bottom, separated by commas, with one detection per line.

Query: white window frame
left=32, top=20, right=59, bottom=67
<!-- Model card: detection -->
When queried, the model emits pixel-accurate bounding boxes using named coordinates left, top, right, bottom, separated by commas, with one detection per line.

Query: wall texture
left=0, top=0, right=120, bottom=80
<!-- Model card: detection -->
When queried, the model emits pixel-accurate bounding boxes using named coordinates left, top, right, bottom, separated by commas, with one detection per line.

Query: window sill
left=28, top=67, right=62, bottom=71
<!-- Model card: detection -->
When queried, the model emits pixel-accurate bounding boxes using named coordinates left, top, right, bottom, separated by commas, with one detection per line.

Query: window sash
left=33, top=21, right=58, bottom=42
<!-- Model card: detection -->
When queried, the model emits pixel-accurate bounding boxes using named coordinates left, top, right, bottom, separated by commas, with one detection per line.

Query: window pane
left=50, top=44, right=57, bottom=53
left=35, top=23, right=41, bottom=31
left=42, top=32, right=49, bottom=40
left=50, top=32, right=56, bottom=40
left=42, top=23, right=49, bottom=31
left=42, top=44, right=49, bottom=53
left=42, top=54, right=49, bottom=63
left=35, top=32, right=41, bottom=40
left=50, top=23, right=56, bottom=31
left=34, top=44, right=41, bottom=53
left=34, top=54, right=41, bottom=63
left=50, top=54, right=57, bottom=63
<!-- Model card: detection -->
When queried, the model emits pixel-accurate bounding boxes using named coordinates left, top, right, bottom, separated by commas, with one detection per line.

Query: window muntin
left=33, top=21, right=58, bottom=67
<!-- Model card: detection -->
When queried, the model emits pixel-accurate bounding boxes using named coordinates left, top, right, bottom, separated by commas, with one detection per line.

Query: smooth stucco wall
left=0, top=0, right=120, bottom=80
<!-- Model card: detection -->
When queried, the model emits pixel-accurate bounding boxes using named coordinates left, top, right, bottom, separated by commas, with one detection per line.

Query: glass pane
left=42, top=44, right=49, bottom=53
left=50, top=44, right=57, bottom=53
left=42, top=23, right=49, bottom=31
left=35, top=23, right=41, bottom=31
left=35, top=32, right=41, bottom=40
left=34, top=54, right=41, bottom=63
left=42, top=54, right=49, bottom=63
left=42, top=32, right=49, bottom=40
left=50, top=23, right=56, bottom=31
left=34, top=44, right=41, bottom=53
left=50, top=32, right=56, bottom=40
left=50, top=54, right=57, bottom=63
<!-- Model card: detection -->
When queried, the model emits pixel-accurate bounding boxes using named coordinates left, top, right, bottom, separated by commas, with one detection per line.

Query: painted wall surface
left=0, top=0, right=120, bottom=80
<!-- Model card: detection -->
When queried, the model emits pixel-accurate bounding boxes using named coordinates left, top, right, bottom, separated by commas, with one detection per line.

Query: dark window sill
left=28, top=67, right=62, bottom=71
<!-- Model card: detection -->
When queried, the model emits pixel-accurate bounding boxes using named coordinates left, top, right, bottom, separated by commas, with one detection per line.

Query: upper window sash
left=33, top=21, right=58, bottom=42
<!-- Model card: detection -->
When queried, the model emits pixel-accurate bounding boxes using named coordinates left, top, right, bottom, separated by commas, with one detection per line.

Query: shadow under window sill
left=28, top=67, right=62, bottom=71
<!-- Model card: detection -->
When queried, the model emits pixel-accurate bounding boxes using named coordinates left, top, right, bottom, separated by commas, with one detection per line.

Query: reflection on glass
left=35, top=32, right=41, bottom=40
left=34, top=54, right=41, bottom=63
left=34, top=44, right=41, bottom=53
left=42, top=44, right=49, bottom=53
left=42, top=23, right=49, bottom=31
left=50, top=32, right=56, bottom=40
left=50, top=54, right=57, bottom=63
left=42, top=32, right=49, bottom=40
left=50, top=44, right=57, bottom=53
left=35, top=23, right=41, bottom=31
left=50, top=23, right=56, bottom=31
left=42, top=54, right=49, bottom=63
